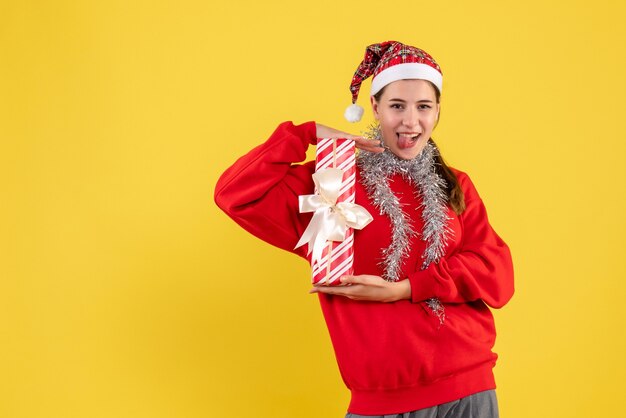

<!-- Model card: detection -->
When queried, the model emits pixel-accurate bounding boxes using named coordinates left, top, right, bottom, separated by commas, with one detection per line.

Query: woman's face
left=371, top=79, right=440, bottom=160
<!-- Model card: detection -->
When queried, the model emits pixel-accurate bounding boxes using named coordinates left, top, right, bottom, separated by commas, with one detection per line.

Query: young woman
left=214, top=41, right=514, bottom=418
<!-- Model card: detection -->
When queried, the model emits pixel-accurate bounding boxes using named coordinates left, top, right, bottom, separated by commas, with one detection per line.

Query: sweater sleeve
left=408, top=172, right=515, bottom=308
left=213, top=121, right=318, bottom=258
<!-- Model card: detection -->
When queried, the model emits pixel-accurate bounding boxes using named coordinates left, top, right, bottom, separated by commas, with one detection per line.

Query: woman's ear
left=370, top=96, right=379, bottom=120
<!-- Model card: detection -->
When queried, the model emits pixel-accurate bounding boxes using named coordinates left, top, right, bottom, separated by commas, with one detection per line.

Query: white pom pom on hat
left=344, top=41, right=443, bottom=123
left=344, top=103, right=364, bottom=123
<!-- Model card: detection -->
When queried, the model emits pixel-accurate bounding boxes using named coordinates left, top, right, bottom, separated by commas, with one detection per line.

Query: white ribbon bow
left=294, top=168, right=373, bottom=263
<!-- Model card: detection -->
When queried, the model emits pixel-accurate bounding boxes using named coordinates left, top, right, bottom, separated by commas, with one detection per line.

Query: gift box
left=295, top=138, right=372, bottom=285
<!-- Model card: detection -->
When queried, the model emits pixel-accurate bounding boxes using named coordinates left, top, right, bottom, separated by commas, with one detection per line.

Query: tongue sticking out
left=398, top=135, right=418, bottom=149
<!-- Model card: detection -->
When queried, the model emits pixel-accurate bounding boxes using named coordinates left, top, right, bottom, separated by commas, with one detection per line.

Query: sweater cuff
left=408, top=269, right=440, bottom=303
left=292, top=120, right=318, bottom=145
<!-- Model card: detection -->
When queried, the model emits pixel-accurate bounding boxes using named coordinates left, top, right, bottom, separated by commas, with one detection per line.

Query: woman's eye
left=418, top=104, right=432, bottom=110
left=390, top=104, right=403, bottom=109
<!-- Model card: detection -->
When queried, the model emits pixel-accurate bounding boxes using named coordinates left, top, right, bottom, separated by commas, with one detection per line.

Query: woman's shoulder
left=449, top=166, right=466, bottom=176
left=449, top=166, right=470, bottom=184
left=448, top=167, right=481, bottom=201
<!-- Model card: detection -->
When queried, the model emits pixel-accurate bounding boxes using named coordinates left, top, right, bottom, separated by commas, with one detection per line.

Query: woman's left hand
left=310, top=275, right=411, bottom=302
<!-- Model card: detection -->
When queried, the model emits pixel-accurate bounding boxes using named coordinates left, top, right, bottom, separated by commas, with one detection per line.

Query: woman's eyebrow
left=389, top=98, right=434, bottom=103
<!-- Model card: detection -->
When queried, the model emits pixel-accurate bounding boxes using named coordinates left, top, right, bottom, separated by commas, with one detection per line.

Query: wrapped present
left=295, top=138, right=372, bottom=285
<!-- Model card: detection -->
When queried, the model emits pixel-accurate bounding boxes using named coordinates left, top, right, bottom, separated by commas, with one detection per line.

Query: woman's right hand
left=315, top=123, right=384, bottom=153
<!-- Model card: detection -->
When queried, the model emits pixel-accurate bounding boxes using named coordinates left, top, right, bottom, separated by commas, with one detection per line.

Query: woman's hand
left=309, top=275, right=411, bottom=302
left=315, top=123, right=384, bottom=153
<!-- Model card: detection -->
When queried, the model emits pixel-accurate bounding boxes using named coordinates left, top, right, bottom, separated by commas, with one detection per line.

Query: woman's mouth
left=396, top=133, right=421, bottom=149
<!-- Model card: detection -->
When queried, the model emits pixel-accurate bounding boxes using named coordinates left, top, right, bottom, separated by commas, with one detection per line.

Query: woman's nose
left=402, top=108, right=419, bottom=128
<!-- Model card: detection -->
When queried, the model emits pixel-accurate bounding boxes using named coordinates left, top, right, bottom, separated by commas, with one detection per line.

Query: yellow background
left=1, top=1, right=625, bottom=417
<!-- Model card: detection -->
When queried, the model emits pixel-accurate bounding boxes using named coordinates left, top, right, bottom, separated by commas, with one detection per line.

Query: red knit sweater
left=214, top=121, right=514, bottom=415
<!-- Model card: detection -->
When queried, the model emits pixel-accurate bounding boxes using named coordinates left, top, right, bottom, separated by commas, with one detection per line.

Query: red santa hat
left=344, top=41, right=443, bottom=122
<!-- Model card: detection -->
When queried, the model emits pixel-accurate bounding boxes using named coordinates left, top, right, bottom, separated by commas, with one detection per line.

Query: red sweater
left=214, top=121, right=514, bottom=415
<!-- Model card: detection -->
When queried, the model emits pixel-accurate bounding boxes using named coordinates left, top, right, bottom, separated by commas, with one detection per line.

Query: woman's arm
left=214, top=121, right=384, bottom=256
left=311, top=172, right=513, bottom=308
left=214, top=121, right=318, bottom=255
left=408, top=172, right=515, bottom=308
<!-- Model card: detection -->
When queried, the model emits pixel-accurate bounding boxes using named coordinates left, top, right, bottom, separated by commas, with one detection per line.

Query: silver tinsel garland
left=356, top=125, right=452, bottom=324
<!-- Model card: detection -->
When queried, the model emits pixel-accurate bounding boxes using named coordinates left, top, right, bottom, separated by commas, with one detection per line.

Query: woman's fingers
left=341, top=274, right=386, bottom=286
left=354, top=137, right=384, bottom=153
left=308, top=275, right=391, bottom=300
left=310, top=284, right=364, bottom=298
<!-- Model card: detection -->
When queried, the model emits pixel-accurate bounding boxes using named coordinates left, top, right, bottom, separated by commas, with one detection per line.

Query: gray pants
left=345, top=390, right=498, bottom=418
